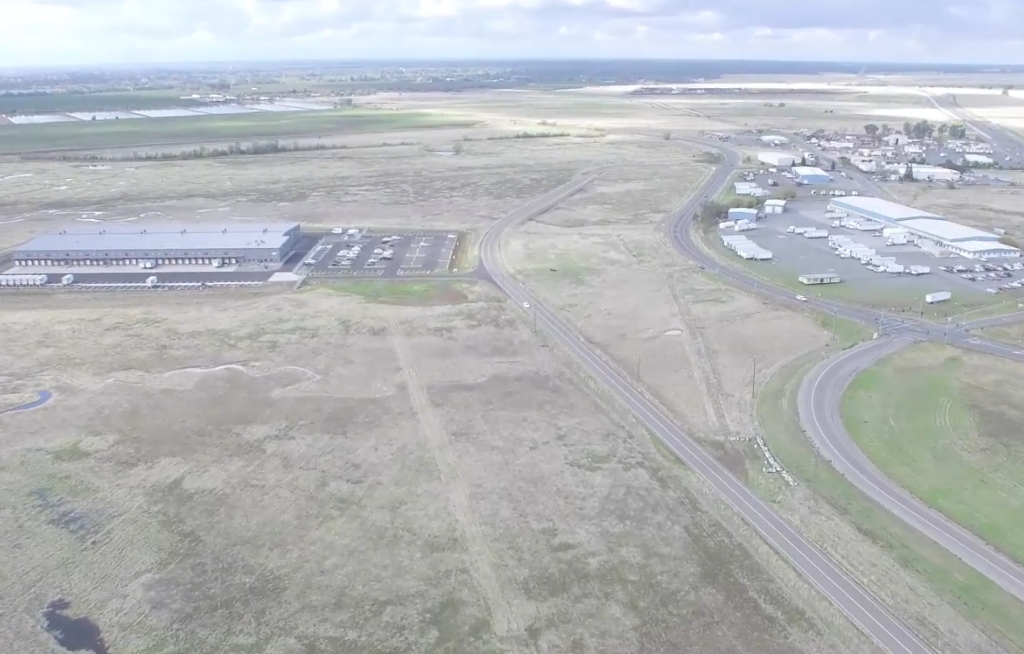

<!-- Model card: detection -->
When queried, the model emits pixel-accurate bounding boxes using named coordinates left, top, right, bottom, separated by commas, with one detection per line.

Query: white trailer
left=886, top=264, right=905, bottom=274
left=887, top=234, right=908, bottom=246
left=62, top=274, right=74, bottom=286
left=882, top=227, right=908, bottom=237
left=804, top=229, right=829, bottom=238
left=925, top=291, right=951, bottom=304
left=909, top=266, right=931, bottom=275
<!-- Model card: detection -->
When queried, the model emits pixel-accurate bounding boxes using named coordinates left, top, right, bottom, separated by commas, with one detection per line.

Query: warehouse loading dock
left=799, top=273, right=842, bottom=285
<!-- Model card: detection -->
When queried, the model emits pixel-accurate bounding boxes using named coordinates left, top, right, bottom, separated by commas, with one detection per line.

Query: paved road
left=667, top=139, right=1024, bottom=608
left=924, top=94, right=1024, bottom=156
left=798, top=336, right=1024, bottom=603
left=481, top=163, right=935, bottom=653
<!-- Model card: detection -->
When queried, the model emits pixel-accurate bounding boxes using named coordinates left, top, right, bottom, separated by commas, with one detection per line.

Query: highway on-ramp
left=480, top=162, right=936, bottom=653
left=798, top=335, right=1024, bottom=604
left=666, top=140, right=1024, bottom=606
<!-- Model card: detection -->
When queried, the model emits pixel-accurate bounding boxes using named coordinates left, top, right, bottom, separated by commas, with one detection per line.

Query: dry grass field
left=882, top=179, right=1024, bottom=235
left=2, top=86, right=1019, bottom=653
left=1, top=286, right=863, bottom=654
left=498, top=135, right=1014, bottom=653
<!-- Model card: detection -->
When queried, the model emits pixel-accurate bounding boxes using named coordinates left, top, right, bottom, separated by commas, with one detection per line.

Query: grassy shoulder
left=307, top=280, right=471, bottom=306
left=753, top=334, right=1024, bottom=649
left=842, top=342, right=1024, bottom=566
left=0, top=109, right=476, bottom=154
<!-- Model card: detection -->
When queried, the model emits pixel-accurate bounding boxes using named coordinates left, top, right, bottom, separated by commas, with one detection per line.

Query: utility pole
left=751, top=356, right=757, bottom=400
left=831, top=309, right=838, bottom=341
left=636, top=346, right=642, bottom=381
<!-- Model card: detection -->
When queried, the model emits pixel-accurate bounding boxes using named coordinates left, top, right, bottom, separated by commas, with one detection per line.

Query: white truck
left=887, top=234, right=908, bottom=246
left=925, top=291, right=951, bottom=304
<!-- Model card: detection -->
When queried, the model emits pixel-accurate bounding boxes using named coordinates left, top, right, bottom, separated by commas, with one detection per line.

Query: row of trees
left=863, top=121, right=967, bottom=140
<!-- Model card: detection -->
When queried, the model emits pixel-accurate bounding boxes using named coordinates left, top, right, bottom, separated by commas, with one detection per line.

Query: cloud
left=1, top=0, right=1022, bottom=66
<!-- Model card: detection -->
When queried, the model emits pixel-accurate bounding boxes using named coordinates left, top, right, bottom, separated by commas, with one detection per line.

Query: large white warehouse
left=758, top=151, right=796, bottom=167
left=829, top=196, right=1019, bottom=259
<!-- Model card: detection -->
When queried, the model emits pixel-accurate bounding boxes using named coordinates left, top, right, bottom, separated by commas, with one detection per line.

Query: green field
left=842, top=342, right=1024, bottom=567
left=0, top=90, right=204, bottom=115
left=753, top=335, right=1024, bottom=650
left=0, top=110, right=477, bottom=154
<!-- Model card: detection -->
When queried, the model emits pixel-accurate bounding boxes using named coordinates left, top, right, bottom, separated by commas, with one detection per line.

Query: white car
left=795, top=295, right=808, bottom=302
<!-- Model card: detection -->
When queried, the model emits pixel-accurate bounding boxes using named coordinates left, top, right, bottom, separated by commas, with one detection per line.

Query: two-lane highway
left=666, top=139, right=1024, bottom=608
left=480, top=159, right=935, bottom=653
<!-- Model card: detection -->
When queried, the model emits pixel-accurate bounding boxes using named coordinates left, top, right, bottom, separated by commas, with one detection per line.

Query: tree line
left=863, top=121, right=967, bottom=140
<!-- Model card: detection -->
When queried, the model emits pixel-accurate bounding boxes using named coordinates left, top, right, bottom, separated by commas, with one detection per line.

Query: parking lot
left=304, top=230, right=459, bottom=278
left=733, top=198, right=1024, bottom=298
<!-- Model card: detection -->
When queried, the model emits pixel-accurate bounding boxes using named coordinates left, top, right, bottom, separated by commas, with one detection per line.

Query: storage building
left=798, top=273, right=841, bottom=285
left=793, top=166, right=832, bottom=184
left=828, top=196, right=1020, bottom=259
left=760, top=135, right=789, bottom=145
left=963, top=154, right=994, bottom=166
left=828, top=197, right=941, bottom=223
left=764, top=199, right=786, bottom=214
left=889, top=164, right=961, bottom=182
left=757, top=152, right=796, bottom=167
left=11, top=222, right=301, bottom=266
left=728, top=208, right=758, bottom=222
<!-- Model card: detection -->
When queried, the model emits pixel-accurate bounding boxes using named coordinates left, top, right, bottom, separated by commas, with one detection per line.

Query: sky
left=2, top=0, right=1024, bottom=67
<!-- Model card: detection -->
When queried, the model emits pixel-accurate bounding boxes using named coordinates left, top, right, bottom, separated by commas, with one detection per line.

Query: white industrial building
left=963, top=154, right=994, bottom=166
left=764, top=199, right=786, bottom=214
left=828, top=196, right=1020, bottom=259
left=793, top=166, right=832, bottom=184
left=728, top=207, right=758, bottom=222
left=757, top=151, right=796, bottom=167
left=888, top=164, right=961, bottom=182
left=760, top=135, right=789, bottom=145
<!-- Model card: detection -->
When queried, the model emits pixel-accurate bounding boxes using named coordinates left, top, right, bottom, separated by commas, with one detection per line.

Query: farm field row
left=0, top=109, right=476, bottom=154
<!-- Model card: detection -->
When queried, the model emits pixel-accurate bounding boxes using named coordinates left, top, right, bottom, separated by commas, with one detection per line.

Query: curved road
left=481, top=161, right=935, bottom=653
left=665, top=141, right=1024, bottom=603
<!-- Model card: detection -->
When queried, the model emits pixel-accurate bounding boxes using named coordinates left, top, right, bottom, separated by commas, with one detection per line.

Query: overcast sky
left=3, top=0, right=1023, bottom=67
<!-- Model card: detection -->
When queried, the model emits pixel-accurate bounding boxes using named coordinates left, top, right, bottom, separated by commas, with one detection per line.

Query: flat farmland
left=0, top=109, right=475, bottom=154
left=1, top=287, right=848, bottom=654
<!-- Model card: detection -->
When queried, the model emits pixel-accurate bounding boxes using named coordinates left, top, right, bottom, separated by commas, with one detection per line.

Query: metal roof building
left=898, top=218, right=999, bottom=243
left=829, top=196, right=1019, bottom=259
left=12, top=222, right=301, bottom=265
left=828, top=197, right=942, bottom=223
left=793, top=166, right=831, bottom=185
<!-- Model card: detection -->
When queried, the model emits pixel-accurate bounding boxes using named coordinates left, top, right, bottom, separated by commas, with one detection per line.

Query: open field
left=1, top=287, right=856, bottom=654
left=498, top=134, right=1013, bottom=652
left=0, top=90, right=207, bottom=115
left=979, top=320, right=1024, bottom=346
left=842, top=343, right=1024, bottom=568
left=0, top=109, right=475, bottom=154
left=2, top=86, right=1021, bottom=652
left=755, top=333, right=1024, bottom=653
left=882, top=180, right=1024, bottom=236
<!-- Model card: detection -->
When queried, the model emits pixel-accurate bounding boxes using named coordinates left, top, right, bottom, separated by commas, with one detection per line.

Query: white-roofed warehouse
left=829, top=196, right=1019, bottom=259
left=12, top=222, right=302, bottom=266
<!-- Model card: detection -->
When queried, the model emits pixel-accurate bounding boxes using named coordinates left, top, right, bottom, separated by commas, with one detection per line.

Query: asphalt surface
left=925, top=94, right=1024, bottom=156
left=667, top=141, right=1024, bottom=610
left=798, top=336, right=1024, bottom=603
left=481, top=164, right=936, bottom=653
